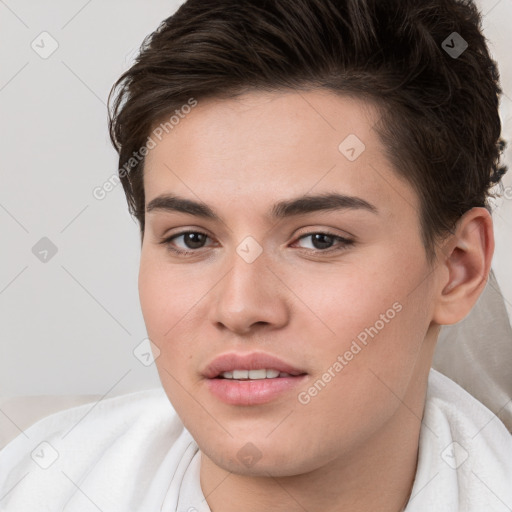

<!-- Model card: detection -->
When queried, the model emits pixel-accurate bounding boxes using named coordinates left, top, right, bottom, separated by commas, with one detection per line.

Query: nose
left=209, top=248, right=290, bottom=335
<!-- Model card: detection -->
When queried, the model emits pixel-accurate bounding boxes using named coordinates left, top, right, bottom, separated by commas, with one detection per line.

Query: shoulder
left=425, top=368, right=511, bottom=440
left=0, top=388, right=196, bottom=511
left=406, top=369, right=512, bottom=511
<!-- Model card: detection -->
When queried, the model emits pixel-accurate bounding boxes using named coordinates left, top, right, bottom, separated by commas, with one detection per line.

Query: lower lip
left=206, top=375, right=308, bottom=405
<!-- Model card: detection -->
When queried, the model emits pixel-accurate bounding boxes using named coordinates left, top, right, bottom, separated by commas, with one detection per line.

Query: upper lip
left=202, top=351, right=307, bottom=378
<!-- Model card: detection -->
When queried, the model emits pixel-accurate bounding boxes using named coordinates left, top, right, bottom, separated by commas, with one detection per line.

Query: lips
left=203, top=351, right=308, bottom=405
left=202, top=351, right=307, bottom=379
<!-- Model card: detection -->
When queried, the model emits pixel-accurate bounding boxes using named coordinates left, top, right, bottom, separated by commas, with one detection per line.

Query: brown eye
left=294, top=232, right=354, bottom=253
left=159, top=231, right=212, bottom=254
left=307, top=233, right=335, bottom=250
left=178, top=232, right=208, bottom=249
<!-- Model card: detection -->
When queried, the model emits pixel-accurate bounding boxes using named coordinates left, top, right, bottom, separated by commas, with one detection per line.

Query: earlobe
left=432, top=207, right=494, bottom=326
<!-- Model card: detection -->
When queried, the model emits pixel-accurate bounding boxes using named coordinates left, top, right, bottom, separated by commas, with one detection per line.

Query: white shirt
left=1, top=369, right=511, bottom=511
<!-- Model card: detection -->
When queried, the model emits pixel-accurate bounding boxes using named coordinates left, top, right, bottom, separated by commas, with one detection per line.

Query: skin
left=139, top=89, right=493, bottom=512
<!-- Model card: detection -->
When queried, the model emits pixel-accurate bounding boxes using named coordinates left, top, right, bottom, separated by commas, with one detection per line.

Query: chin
left=199, top=436, right=329, bottom=478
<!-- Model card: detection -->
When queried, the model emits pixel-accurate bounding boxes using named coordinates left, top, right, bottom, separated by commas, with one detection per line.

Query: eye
left=159, top=231, right=213, bottom=255
left=292, top=232, right=354, bottom=253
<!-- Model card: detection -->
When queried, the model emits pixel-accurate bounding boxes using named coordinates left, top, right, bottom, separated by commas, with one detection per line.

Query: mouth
left=202, top=351, right=306, bottom=379
left=203, top=352, right=308, bottom=405
left=215, top=368, right=305, bottom=379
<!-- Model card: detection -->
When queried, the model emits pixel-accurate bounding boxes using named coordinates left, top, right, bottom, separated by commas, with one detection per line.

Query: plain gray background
left=1, top=0, right=511, bottom=396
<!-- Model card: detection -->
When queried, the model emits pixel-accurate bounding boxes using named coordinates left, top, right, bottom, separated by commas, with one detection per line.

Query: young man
left=1, top=0, right=511, bottom=510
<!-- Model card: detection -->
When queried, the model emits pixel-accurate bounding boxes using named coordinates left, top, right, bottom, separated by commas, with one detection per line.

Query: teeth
left=249, top=369, right=267, bottom=379
left=220, top=369, right=290, bottom=380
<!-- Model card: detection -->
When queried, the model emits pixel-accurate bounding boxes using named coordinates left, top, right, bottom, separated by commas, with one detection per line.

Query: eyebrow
left=146, top=192, right=378, bottom=221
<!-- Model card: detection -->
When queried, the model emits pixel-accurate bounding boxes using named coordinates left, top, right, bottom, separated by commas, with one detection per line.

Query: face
left=139, top=89, right=440, bottom=476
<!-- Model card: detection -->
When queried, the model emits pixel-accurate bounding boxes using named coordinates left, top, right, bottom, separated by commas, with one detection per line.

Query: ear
left=432, top=207, right=494, bottom=326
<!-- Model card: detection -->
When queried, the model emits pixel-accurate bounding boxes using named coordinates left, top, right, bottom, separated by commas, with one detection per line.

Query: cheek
left=300, top=250, right=432, bottom=376
left=138, top=253, right=220, bottom=384
left=288, top=259, right=400, bottom=341
left=138, top=262, right=168, bottom=338
left=138, top=253, right=202, bottom=334
left=138, top=256, right=203, bottom=409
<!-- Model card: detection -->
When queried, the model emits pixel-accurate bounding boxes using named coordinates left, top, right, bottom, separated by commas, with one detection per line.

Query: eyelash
left=158, top=230, right=354, bottom=256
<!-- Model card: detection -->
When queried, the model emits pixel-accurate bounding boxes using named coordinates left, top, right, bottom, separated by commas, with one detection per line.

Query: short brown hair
left=108, top=0, right=508, bottom=263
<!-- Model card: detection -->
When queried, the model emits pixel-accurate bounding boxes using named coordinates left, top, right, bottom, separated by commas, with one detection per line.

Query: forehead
left=143, top=89, right=419, bottom=221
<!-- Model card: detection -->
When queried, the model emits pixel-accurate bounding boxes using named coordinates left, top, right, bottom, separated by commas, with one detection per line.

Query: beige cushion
left=433, top=268, right=512, bottom=432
